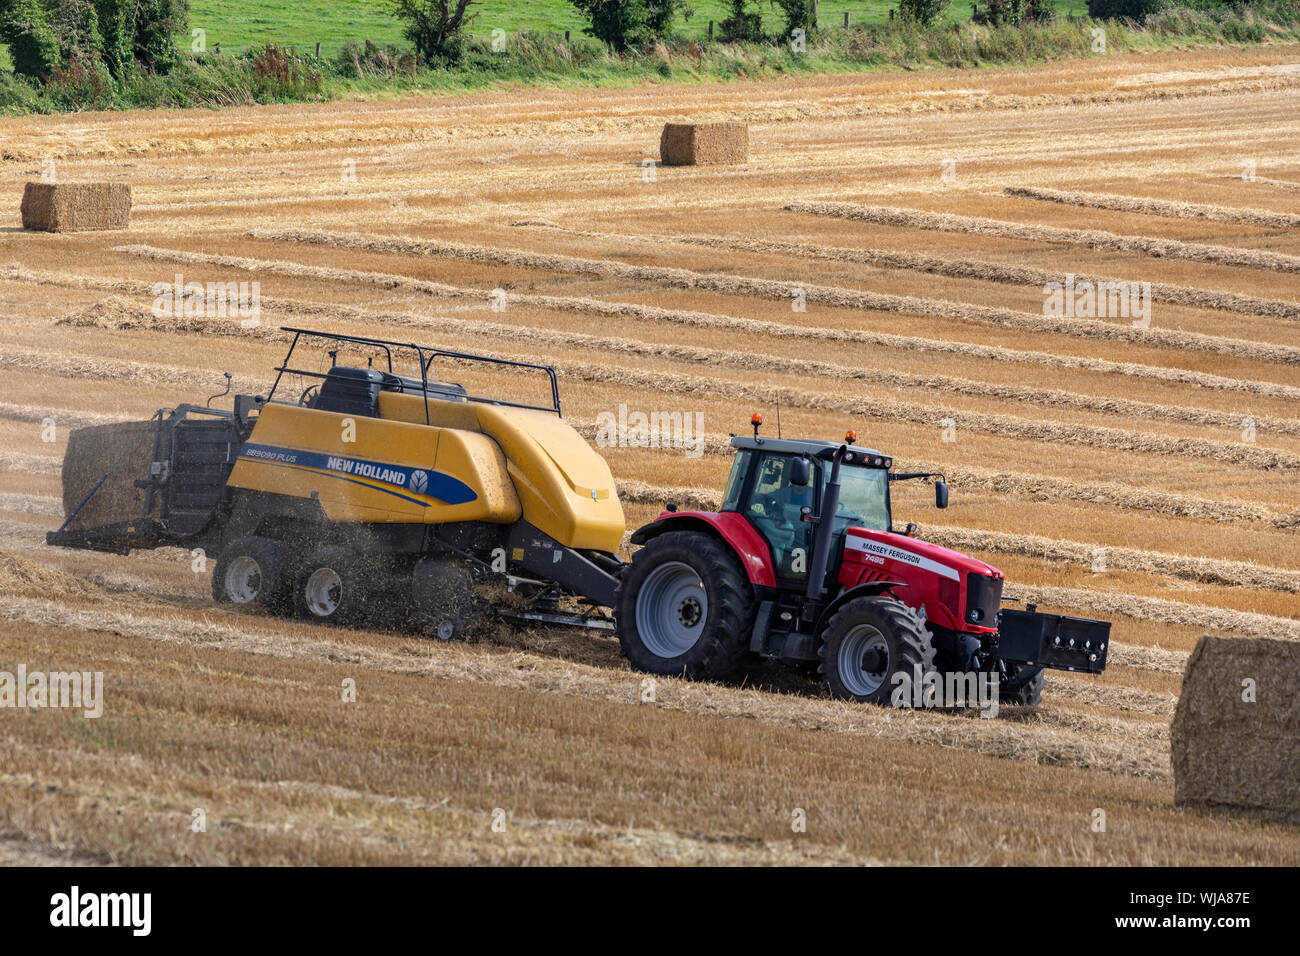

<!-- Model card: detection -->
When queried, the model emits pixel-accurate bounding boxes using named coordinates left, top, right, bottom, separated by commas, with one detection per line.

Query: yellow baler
left=48, top=328, right=627, bottom=637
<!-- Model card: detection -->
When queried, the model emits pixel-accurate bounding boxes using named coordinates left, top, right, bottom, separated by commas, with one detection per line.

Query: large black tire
left=999, top=665, right=1045, bottom=707
left=615, top=530, right=755, bottom=681
left=411, top=555, right=486, bottom=641
left=293, top=546, right=371, bottom=626
left=819, top=596, right=936, bottom=706
left=211, top=535, right=295, bottom=613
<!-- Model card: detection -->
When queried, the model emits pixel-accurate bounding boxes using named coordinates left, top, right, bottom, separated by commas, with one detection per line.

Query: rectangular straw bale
left=20, top=182, right=132, bottom=232
left=659, top=123, right=748, bottom=166
left=61, top=421, right=159, bottom=531
left=1171, top=635, right=1300, bottom=822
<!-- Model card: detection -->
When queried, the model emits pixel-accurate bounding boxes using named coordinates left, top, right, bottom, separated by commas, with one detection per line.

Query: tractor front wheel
left=615, top=531, right=755, bottom=681
left=999, top=664, right=1045, bottom=707
left=819, top=596, right=936, bottom=706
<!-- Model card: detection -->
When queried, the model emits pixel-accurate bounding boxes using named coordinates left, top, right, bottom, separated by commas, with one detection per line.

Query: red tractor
left=615, top=421, right=1109, bottom=706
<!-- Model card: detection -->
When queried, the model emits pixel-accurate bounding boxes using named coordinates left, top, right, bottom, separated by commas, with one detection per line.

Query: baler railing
left=267, top=328, right=563, bottom=424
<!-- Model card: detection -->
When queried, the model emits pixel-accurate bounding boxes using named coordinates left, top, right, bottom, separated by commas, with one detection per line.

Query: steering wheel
left=298, top=384, right=319, bottom=407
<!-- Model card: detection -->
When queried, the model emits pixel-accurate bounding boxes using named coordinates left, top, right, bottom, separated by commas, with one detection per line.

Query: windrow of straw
left=0, top=493, right=61, bottom=517
left=1006, top=185, right=1300, bottom=229
left=9, top=64, right=1300, bottom=166
left=68, top=294, right=1295, bottom=437
left=1252, top=177, right=1300, bottom=192
left=1050, top=675, right=1177, bottom=718
left=0, top=400, right=124, bottom=429
left=612, top=460, right=1289, bottom=528
left=513, top=220, right=1300, bottom=322
left=36, top=307, right=1300, bottom=473
left=1015, top=584, right=1300, bottom=644
left=0, top=450, right=60, bottom=476
left=784, top=200, right=1300, bottom=275
left=923, top=526, right=1300, bottom=594
left=553, top=357, right=1300, bottom=472
left=241, top=229, right=1300, bottom=365
left=0, top=591, right=1170, bottom=779
left=1107, top=643, right=1191, bottom=677
left=0, top=552, right=101, bottom=599
left=87, top=252, right=1300, bottom=402
left=0, top=346, right=266, bottom=396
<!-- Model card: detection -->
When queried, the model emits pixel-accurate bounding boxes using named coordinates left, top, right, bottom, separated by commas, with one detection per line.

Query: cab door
left=742, top=453, right=818, bottom=589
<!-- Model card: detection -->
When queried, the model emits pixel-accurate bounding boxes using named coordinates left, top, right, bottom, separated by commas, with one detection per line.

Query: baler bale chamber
left=49, top=404, right=245, bottom=555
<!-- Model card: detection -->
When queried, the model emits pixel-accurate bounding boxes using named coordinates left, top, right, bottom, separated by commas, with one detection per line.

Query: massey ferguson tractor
left=48, top=328, right=1108, bottom=709
left=616, top=420, right=1109, bottom=706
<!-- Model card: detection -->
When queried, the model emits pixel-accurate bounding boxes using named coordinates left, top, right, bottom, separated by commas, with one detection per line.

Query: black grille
left=965, top=573, right=1003, bottom=626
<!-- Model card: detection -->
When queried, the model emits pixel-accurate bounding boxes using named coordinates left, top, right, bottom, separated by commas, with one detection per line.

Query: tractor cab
left=721, top=434, right=893, bottom=589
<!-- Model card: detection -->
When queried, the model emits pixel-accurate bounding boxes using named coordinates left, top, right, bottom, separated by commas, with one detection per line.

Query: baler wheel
left=211, top=535, right=295, bottom=613
left=412, top=556, right=486, bottom=641
left=294, top=546, right=371, bottom=626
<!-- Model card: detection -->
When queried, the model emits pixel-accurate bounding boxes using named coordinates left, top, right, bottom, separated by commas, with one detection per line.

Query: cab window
left=721, top=450, right=754, bottom=513
left=745, top=453, right=817, bottom=581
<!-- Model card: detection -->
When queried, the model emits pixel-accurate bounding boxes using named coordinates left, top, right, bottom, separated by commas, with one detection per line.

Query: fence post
left=565, top=30, right=570, bottom=42
left=315, top=41, right=321, bottom=58
left=844, top=12, right=849, bottom=28
left=708, top=20, right=714, bottom=39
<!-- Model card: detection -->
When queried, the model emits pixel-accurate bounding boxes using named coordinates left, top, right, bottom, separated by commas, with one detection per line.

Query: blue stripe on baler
left=238, top=442, right=477, bottom=506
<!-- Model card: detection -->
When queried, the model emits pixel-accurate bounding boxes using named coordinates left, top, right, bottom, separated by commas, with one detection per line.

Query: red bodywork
left=639, top=511, right=1002, bottom=635
left=838, top=527, right=1001, bottom=635
left=636, top=510, right=777, bottom=588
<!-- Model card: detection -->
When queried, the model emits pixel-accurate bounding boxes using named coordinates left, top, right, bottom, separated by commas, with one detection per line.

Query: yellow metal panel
left=379, top=392, right=625, bottom=551
left=227, top=403, right=518, bottom=525
left=476, top=405, right=625, bottom=553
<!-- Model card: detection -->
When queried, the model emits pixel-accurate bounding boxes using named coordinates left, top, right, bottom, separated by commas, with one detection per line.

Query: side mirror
left=935, top=481, right=949, bottom=509
left=789, top=457, right=811, bottom=486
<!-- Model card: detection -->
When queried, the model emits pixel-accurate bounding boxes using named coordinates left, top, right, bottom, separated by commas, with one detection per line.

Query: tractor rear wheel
left=412, top=555, right=486, bottom=641
left=615, top=530, right=755, bottom=680
left=819, top=596, right=936, bottom=706
left=212, top=535, right=295, bottom=613
left=294, top=546, right=371, bottom=626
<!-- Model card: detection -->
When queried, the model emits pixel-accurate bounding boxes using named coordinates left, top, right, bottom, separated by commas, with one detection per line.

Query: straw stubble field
left=1, top=45, right=1299, bottom=865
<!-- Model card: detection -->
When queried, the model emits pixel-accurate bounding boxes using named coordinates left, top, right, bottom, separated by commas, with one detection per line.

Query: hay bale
left=659, top=123, right=748, bottom=166
left=60, top=421, right=159, bottom=531
left=20, top=182, right=132, bottom=232
left=1172, top=635, right=1300, bottom=821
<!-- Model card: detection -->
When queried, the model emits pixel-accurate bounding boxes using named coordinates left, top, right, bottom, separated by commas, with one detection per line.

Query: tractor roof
left=729, top=435, right=891, bottom=468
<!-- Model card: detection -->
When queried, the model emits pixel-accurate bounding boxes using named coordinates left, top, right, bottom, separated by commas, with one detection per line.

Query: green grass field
left=187, top=0, right=1089, bottom=56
